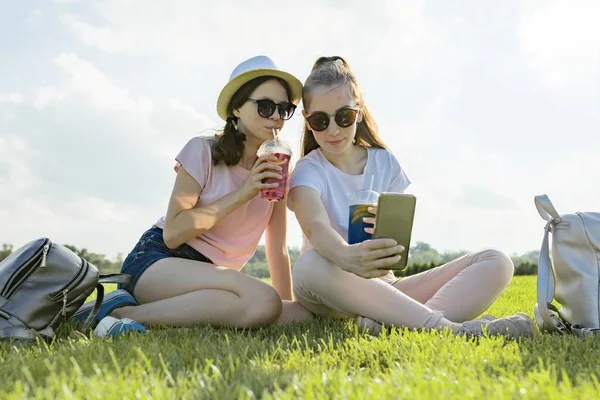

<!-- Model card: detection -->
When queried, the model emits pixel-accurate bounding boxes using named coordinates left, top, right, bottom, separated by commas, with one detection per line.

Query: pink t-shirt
left=154, top=136, right=274, bottom=270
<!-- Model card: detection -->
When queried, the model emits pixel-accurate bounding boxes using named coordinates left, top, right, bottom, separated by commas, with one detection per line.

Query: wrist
left=333, top=242, right=353, bottom=271
left=234, top=187, right=253, bottom=204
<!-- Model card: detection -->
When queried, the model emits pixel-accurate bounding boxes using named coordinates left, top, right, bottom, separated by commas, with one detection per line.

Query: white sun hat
left=216, top=55, right=303, bottom=121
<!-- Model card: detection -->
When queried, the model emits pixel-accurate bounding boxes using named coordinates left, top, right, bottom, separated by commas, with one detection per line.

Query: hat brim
left=216, top=69, right=303, bottom=121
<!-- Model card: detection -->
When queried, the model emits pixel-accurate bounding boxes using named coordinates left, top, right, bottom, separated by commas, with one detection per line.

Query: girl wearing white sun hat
left=72, top=55, right=313, bottom=330
left=216, top=55, right=302, bottom=121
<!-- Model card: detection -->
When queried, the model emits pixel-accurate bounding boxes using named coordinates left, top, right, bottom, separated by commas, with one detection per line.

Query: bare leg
left=272, top=301, right=315, bottom=326
left=111, top=258, right=282, bottom=328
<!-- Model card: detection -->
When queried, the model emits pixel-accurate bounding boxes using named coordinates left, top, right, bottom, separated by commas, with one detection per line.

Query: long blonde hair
left=300, top=56, right=389, bottom=157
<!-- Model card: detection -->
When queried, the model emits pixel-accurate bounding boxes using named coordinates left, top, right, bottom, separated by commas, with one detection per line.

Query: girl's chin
left=322, top=141, right=352, bottom=154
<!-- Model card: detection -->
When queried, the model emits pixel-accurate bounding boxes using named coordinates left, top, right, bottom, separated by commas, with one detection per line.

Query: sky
left=1, top=0, right=599, bottom=260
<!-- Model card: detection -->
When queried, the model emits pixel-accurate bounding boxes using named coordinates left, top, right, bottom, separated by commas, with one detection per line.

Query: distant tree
left=511, top=250, right=540, bottom=267
left=63, top=244, right=123, bottom=273
left=0, top=243, right=14, bottom=262
left=407, top=241, right=443, bottom=266
left=440, top=250, right=470, bottom=263
left=0, top=241, right=541, bottom=277
left=514, top=261, right=537, bottom=276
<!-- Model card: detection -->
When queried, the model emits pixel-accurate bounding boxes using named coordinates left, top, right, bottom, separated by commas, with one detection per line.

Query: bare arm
left=163, top=167, right=247, bottom=249
left=265, top=198, right=292, bottom=300
left=163, top=154, right=283, bottom=249
left=289, top=186, right=403, bottom=278
left=289, top=187, right=348, bottom=267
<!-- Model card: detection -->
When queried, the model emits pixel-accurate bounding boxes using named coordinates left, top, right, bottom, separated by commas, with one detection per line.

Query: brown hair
left=300, top=56, right=389, bottom=157
left=212, top=76, right=292, bottom=166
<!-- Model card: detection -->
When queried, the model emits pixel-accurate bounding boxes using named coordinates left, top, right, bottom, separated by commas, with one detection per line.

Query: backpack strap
left=535, top=224, right=561, bottom=332
left=571, top=325, right=600, bottom=337
left=535, top=194, right=560, bottom=222
left=80, top=273, right=131, bottom=331
left=98, top=273, right=131, bottom=285
left=534, top=195, right=570, bottom=333
left=81, top=283, right=104, bottom=331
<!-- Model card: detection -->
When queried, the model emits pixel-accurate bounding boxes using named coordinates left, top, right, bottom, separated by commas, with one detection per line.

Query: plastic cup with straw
left=347, top=174, right=379, bottom=244
left=255, top=127, right=292, bottom=202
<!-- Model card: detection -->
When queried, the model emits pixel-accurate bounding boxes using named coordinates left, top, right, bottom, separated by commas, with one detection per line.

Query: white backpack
left=534, top=194, right=600, bottom=336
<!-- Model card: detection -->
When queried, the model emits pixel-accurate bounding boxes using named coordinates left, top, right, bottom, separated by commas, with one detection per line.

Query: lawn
left=2, top=276, right=600, bottom=399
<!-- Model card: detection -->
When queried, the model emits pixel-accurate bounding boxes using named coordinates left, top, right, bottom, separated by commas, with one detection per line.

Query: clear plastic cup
left=347, top=189, right=379, bottom=244
left=256, top=138, right=292, bottom=202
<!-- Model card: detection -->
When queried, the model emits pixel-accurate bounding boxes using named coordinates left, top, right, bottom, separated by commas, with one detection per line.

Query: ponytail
left=211, top=116, right=246, bottom=166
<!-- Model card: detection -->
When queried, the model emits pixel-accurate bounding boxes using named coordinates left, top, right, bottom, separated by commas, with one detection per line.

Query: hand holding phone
left=341, top=238, right=405, bottom=279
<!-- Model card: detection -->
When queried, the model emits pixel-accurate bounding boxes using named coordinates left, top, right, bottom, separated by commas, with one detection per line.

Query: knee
left=292, top=250, right=339, bottom=288
left=239, top=283, right=282, bottom=328
left=480, top=249, right=514, bottom=285
left=292, top=253, right=314, bottom=283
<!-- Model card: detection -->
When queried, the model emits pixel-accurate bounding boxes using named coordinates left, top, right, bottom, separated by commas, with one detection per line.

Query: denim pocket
left=137, top=229, right=167, bottom=253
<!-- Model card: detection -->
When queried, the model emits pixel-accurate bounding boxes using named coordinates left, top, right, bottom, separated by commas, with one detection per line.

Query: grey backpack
left=0, top=237, right=130, bottom=343
left=533, top=195, right=600, bottom=336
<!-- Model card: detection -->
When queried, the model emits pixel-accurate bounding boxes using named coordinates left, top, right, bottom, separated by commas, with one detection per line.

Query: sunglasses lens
left=307, top=112, right=330, bottom=131
left=278, top=103, right=296, bottom=120
left=335, top=108, right=358, bottom=128
left=256, top=100, right=276, bottom=118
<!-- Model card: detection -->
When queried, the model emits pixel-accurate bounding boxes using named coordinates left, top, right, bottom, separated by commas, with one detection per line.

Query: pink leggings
left=292, top=249, right=514, bottom=329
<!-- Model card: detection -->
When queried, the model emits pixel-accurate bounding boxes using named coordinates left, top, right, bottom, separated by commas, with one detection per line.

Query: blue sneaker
left=71, top=289, right=137, bottom=326
left=93, top=316, right=146, bottom=338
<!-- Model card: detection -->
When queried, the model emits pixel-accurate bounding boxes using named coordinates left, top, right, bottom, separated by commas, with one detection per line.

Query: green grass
left=2, top=276, right=600, bottom=399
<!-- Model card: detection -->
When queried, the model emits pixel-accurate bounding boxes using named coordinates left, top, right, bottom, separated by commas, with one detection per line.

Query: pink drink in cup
left=256, top=137, right=292, bottom=202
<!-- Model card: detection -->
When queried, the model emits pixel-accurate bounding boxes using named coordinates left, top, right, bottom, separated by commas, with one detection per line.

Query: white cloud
left=25, top=9, right=44, bottom=26
left=168, top=98, right=212, bottom=125
left=33, top=87, right=68, bottom=109
left=519, top=0, right=600, bottom=89
left=59, top=14, right=132, bottom=53
left=48, top=52, right=144, bottom=111
left=3, top=1, right=599, bottom=259
left=58, top=0, right=435, bottom=71
left=0, top=135, right=38, bottom=192
left=0, top=53, right=214, bottom=256
left=0, top=93, right=24, bottom=104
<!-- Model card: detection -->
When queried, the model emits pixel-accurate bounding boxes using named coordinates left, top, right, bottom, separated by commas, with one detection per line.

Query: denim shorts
left=119, top=226, right=213, bottom=295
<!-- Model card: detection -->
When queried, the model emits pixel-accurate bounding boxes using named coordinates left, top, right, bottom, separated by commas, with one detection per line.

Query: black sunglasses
left=306, top=107, right=360, bottom=132
left=247, top=99, right=296, bottom=120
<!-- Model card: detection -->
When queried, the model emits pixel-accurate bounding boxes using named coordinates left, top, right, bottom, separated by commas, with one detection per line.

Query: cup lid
left=257, top=137, right=292, bottom=156
left=349, top=189, right=379, bottom=204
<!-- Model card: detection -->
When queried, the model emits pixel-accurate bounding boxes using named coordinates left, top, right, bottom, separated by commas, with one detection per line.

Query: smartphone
left=373, top=193, right=417, bottom=270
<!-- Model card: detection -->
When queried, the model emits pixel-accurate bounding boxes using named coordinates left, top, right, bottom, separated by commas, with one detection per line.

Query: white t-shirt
left=288, top=147, right=411, bottom=254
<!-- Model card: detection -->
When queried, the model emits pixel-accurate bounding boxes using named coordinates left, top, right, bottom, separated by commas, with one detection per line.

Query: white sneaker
left=458, top=313, right=540, bottom=340
left=93, top=316, right=146, bottom=339
left=356, top=316, right=384, bottom=336
left=357, top=314, right=510, bottom=337
left=473, top=315, right=496, bottom=322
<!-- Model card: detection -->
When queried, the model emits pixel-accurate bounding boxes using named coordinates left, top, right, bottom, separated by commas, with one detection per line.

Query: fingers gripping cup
left=256, top=137, right=292, bottom=202
left=348, top=188, right=379, bottom=244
